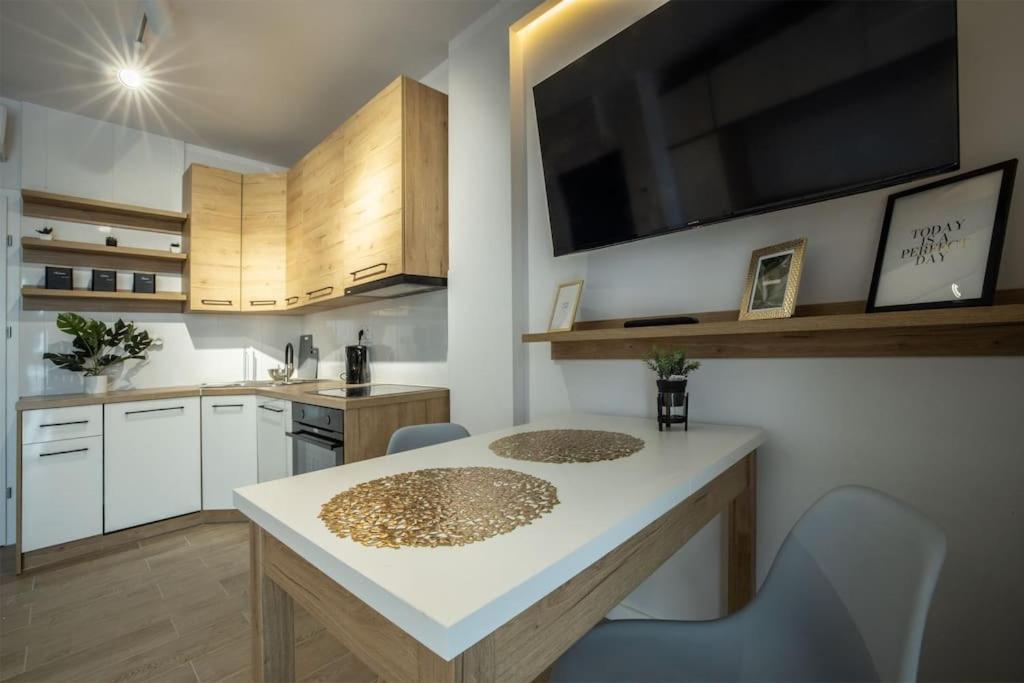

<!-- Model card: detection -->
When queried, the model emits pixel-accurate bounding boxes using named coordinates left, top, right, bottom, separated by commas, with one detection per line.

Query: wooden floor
left=0, top=523, right=375, bottom=682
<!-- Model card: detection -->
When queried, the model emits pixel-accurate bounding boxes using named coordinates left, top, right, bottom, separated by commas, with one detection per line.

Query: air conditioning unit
left=0, top=105, right=7, bottom=162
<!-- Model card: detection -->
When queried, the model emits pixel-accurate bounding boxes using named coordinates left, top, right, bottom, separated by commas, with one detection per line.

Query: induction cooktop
left=312, top=384, right=427, bottom=399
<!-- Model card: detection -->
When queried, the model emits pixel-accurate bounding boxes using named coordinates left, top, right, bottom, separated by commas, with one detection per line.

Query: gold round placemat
left=489, top=429, right=645, bottom=464
left=318, top=467, right=559, bottom=549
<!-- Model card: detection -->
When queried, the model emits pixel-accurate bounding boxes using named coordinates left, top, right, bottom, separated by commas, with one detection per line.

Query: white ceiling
left=0, top=0, right=497, bottom=166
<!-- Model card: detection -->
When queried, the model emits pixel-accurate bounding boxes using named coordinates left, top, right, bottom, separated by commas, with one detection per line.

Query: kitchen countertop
left=234, top=413, right=766, bottom=660
left=16, top=381, right=448, bottom=412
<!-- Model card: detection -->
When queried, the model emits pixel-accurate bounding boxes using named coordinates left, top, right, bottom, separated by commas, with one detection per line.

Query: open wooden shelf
left=22, top=237, right=187, bottom=273
left=21, top=287, right=187, bottom=314
left=22, top=189, right=187, bottom=234
left=523, top=290, right=1024, bottom=359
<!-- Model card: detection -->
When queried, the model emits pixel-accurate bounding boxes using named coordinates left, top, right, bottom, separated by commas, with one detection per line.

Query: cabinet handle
left=285, top=296, right=300, bottom=305
left=306, top=286, right=333, bottom=299
left=249, top=300, right=277, bottom=306
left=124, top=406, right=185, bottom=416
left=211, top=403, right=245, bottom=409
left=39, top=420, right=89, bottom=428
left=350, top=263, right=387, bottom=281
left=258, top=404, right=284, bottom=413
left=40, top=447, right=89, bottom=457
left=201, top=299, right=233, bottom=306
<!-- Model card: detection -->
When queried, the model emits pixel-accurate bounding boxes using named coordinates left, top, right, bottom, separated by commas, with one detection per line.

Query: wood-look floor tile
left=0, top=649, right=27, bottom=681
left=300, top=652, right=376, bottom=683
left=189, top=632, right=249, bottom=683
left=217, top=571, right=248, bottom=599
left=141, top=663, right=200, bottom=683
left=0, top=604, right=30, bottom=634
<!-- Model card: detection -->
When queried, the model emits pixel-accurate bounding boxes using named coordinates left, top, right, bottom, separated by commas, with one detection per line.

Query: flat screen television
left=534, top=0, right=959, bottom=256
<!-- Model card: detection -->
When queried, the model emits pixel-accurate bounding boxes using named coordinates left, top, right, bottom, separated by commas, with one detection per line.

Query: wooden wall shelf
left=21, top=287, right=187, bottom=314
left=22, top=189, right=187, bottom=234
left=522, top=290, right=1024, bottom=359
left=22, top=237, right=187, bottom=273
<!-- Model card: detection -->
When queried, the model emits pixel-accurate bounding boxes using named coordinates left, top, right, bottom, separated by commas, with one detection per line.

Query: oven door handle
left=285, top=431, right=342, bottom=450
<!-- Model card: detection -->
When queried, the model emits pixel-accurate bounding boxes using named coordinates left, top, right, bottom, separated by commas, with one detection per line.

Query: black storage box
left=133, top=272, right=156, bottom=294
left=92, top=269, right=117, bottom=292
left=45, top=266, right=73, bottom=290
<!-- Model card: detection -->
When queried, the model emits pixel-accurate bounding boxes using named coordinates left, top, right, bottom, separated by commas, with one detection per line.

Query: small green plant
left=36, top=226, right=53, bottom=236
left=43, top=312, right=154, bottom=377
left=644, top=347, right=700, bottom=380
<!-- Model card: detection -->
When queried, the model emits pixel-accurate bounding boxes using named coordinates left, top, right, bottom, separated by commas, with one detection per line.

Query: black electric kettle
left=344, top=329, right=370, bottom=384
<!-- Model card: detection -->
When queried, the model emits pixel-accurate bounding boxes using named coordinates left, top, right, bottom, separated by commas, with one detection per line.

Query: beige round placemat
left=489, top=429, right=645, bottom=464
left=318, top=466, right=559, bottom=549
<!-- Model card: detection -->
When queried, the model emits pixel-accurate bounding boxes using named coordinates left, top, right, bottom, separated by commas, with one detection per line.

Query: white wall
left=447, top=0, right=1024, bottom=680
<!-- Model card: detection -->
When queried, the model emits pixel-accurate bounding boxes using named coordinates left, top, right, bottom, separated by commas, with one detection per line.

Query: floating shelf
left=22, top=189, right=187, bottom=234
left=522, top=291, right=1024, bottom=359
left=22, top=237, right=186, bottom=273
left=21, top=287, right=187, bottom=314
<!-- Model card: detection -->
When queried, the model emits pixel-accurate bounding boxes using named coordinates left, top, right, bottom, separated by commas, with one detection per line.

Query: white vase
left=84, top=375, right=108, bottom=394
left=37, top=233, right=53, bottom=241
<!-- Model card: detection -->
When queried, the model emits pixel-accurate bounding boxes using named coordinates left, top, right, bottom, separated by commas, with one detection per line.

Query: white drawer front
left=22, top=435, right=104, bottom=552
left=22, top=404, right=103, bottom=444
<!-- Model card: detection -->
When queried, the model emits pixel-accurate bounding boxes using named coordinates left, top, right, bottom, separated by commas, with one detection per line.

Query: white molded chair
left=551, top=486, right=946, bottom=683
left=385, top=422, right=470, bottom=455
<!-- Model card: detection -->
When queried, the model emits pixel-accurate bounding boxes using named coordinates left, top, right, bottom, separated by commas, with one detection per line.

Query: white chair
left=551, top=486, right=946, bottom=683
left=385, top=422, right=470, bottom=455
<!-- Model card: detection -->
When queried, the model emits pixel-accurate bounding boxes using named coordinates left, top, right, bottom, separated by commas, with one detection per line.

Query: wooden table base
left=250, top=451, right=757, bottom=683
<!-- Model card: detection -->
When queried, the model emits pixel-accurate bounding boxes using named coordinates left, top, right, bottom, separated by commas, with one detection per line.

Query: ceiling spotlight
left=117, top=68, right=145, bottom=89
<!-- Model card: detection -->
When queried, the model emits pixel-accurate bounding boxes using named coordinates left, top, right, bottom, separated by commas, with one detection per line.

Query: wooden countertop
left=16, top=381, right=449, bottom=412
left=235, top=413, right=766, bottom=660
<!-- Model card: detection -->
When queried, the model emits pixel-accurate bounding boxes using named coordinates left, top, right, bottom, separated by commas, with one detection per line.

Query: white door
left=201, top=395, right=257, bottom=509
left=104, top=397, right=201, bottom=532
left=256, top=400, right=291, bottom=483
left=22, top=436, right=103, bottom=552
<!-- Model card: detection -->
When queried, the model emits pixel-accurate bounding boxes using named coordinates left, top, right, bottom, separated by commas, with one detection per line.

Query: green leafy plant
left=43, top=313, right=154, bottom=377
left=644, top=347, right=700, bottom=380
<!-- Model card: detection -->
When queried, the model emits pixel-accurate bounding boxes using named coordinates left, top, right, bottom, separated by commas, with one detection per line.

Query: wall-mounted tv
left=534, top=0, right=959, bottom=256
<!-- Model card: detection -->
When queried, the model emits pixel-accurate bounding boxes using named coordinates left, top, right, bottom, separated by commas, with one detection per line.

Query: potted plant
left=169, top=242, right=182, bottom=254
left=35, top=226, right=54, bottom=241
left=105, top=236, right=118, bottom=247
left=645, top=347, right=700, bottom=430
left=43, top=313, right=155, bottom=394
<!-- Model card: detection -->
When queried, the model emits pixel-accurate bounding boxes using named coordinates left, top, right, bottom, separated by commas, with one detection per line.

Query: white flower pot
left=169, top=244, right=182, bottom=254
left=37, top=233, right=54, bottom=241
left=84, top=375, right=108, bottom=394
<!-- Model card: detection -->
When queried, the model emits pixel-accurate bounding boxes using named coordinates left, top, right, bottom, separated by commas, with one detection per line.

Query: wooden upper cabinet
left=241, top=172, right=287, bottom=311
left=284, top=159, right=306, bottom=309
left=183, top=165, right=242, bottom=312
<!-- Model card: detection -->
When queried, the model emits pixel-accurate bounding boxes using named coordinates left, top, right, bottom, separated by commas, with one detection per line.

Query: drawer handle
left=39, top=420, right=89, bottom=428
left=124, top=406, right=185, bottom=416
left=285, top=296, right=300, bottom=305
left=211, top=403, right=245, bottom=409
left=201, top=299, right=233, bottom=306
left=40, top=447, right=89, bottom=457
left=306, top=286, right=333, bottom=299
left=258, top=404, right=284, bottom=413
left=249, top=300, right=277, bottom=306
left=350, top=263, right=387, bottom=281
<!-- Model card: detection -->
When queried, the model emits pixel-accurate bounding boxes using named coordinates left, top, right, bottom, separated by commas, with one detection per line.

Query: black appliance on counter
left=344, top=329, right=370, bottom=384
left=286, top=403, right=344, bottom=475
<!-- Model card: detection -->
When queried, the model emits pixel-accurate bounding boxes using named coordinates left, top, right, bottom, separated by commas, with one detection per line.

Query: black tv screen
left=534, top=0, right=959, bottom=256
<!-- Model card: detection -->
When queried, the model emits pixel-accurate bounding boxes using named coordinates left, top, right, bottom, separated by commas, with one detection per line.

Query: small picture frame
left=739, top=238, right=807, bottom=321
left=547, top=280, right=584, bottom=332
left=866, top=159, right=1017, bottom=313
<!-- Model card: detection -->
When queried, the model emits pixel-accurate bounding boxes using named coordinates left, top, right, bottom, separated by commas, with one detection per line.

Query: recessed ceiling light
left=117, top=68, right=145, bottom=89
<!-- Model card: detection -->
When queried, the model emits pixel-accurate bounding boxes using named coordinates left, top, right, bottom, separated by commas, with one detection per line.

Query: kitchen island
left=236, top=413, right=765, bottom=682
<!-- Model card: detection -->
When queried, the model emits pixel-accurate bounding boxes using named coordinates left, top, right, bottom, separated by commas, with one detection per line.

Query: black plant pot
left=655, top=378, right=689, bottom=431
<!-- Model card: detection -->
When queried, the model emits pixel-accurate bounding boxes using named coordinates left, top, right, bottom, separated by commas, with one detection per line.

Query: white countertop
left=234, top=413, right=765, bottom=660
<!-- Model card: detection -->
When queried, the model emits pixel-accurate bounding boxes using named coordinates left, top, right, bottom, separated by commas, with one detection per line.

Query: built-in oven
left=286, top=403, right=344, bottom=475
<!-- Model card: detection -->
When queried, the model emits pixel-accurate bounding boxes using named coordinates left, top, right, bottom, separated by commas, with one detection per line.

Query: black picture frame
left=865, top=159, right=1017, bottom=313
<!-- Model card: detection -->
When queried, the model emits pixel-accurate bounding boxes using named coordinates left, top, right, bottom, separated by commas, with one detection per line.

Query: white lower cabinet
left=256, top=400, right=291, bottom=483
left=104, top=397, right=201, bottom=532
left=22, top=435, right=103, bottom=552
left=201, top=395, right=258, bottom=509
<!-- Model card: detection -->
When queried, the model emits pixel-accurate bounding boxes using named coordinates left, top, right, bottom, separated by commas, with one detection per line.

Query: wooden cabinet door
left=201, top=396, right=257, bottom=510
left=241, top=172, right=287, bottom=311
left=284, top=159, right=306, bottom=309
left=298, top=129, right=347, bottom=305
left=341, top=79, right=404, bottom=289
left=183, top=165, right=242, bottom=311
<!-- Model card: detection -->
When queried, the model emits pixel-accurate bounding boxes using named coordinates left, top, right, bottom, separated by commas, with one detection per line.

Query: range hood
left=344, top=274, right=447, bottom=299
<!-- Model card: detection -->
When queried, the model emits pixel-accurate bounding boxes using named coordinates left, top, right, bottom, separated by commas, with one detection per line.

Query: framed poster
left=866, top=159, right=1018, bottom=313
left=548, top=280, right=584, bottom=332
left=739, top=239, right=807, bottom=321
